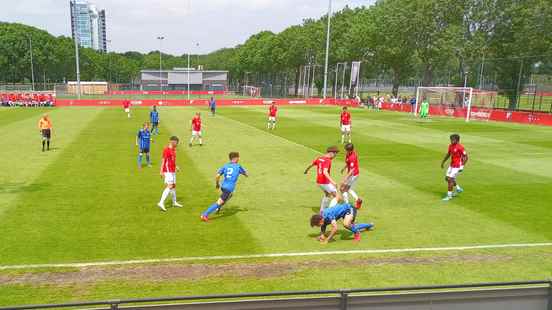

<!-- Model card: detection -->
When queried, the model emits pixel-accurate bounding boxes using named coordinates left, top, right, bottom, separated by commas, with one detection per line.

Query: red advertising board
left=107, top=90, right=226, bottom=95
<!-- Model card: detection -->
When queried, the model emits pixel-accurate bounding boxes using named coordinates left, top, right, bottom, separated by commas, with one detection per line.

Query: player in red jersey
left=189, top=112, right=203, bottom=147
left=440, top=134, right=469, bottom=201
left=157, top=136, right=183, bottom=211
left=340, top=143, right=363, bottom=209
left=304, top=146, right=340, bottom=214
left=267, top=103, right=278, bottom=130
left=122, top=100, right=131, bottom=118
left=340, top=106, right=352, bottom=144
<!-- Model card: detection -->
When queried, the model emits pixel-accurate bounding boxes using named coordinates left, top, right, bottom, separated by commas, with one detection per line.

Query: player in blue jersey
left=136, top=122, right=152, bottom=168
left=310, top=191, right=374, bottom=243
left=150, top=106, right=160, bottom=135
left=201, top=152, right=248, bottom=222
left=209, top=97, right=216, bottom=116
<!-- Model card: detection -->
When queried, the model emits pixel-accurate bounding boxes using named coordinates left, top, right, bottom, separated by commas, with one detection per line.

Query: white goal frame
left=415, top=87, right=473, bottom=122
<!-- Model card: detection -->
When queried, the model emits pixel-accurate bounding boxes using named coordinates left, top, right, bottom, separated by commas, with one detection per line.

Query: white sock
left=343, top=192, right=349, bottom=203
left=189, top=137, right=194, bottom=144
left=320, top=197, right=330, bottom=213
left=349, top=189, right=359, bottom=201
left=341, top=135, right=345, bottom=143
left=159, top=188, right=171, bottom=204
left=199, top=138, right=203, bottom=144
left=448, top=191, right=453, bottom=197
left=170, top=189, right=177, bottom=204
left=329, top=197, right=338, bottom=208
left=456, top=184, right=461, bottom=190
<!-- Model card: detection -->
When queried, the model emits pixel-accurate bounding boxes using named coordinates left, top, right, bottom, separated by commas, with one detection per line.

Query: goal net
left=242, top=85, right=261, bottom=97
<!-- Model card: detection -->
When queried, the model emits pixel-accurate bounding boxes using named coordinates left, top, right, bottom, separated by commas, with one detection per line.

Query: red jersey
left=191, top=116, right=202, bottom=131
left=345, top=151, right=360, bottom=177
left=161, top=146, right=177, bottom=173
left=123, top=101, right=130, bottom=109
left=448, top=143, right=466, bottom=168
left=340, top=111, right=351, bottom=125
left=269, top=105, right=278, bottom=117
left=312, top=156, right=333, bottom=185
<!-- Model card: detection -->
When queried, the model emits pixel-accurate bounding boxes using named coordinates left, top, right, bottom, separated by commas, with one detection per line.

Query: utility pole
left=157, top=36, right=164, bottom=100
left=322, top=0, right=332, bottom=99
left=29, top=37, right=35, bottom=91
left=74, top=32, right=81, bottom=99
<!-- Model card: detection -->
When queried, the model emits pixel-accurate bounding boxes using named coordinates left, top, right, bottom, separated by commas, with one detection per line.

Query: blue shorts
left=220, top=189, right=233, bottom=203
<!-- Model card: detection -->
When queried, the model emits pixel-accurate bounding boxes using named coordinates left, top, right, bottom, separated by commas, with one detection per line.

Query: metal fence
left=2, top=280, right=551, bottom=310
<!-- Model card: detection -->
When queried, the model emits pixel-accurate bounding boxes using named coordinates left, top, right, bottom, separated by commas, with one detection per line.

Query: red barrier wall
left=107, top=90, right=226, bottom=95
left=54, top=98, right=360, bottom=108
left=380, top=102, right=552, bottom=126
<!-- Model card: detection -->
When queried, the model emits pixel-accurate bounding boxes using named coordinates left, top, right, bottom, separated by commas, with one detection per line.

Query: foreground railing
left=2, top=280, right=551, bottom=310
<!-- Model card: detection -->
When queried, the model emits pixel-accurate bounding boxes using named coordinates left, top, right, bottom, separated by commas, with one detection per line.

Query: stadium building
left=70, top=0, right=108, bottom=52
left=140, top=68, right=228, bottom=91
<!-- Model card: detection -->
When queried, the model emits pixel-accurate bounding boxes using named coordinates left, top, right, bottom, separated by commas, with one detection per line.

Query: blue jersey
left=218, top=162, right=246, bottom=192
left=150, top=111, right=159, bottom=123
left=323, top=203, right=353, bottom=223
left=137, top=129, right=151, bottom=149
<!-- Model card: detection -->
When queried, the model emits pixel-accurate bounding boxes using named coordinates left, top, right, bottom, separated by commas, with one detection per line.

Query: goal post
left=415, top=87, right=474, bottom=121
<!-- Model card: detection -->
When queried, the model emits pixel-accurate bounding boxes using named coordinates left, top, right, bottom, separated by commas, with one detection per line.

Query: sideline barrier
left=380, top=102, right=552, bottom=126
left=54, top=98, right=361, bottom=107
left=2, top=280, right=550, bottom=310
left=107, top=90, right=226, bottom=95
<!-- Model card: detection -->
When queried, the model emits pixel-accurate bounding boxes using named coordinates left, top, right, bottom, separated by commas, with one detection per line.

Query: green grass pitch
left=0, top=105, right=551, bottom=305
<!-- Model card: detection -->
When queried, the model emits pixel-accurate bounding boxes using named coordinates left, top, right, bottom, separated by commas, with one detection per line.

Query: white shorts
left=164, top=172, right=176, bottom=185
left=124, top=108, right=130, bottom=113
left=268, top=116, right=276, bottom=122
left=319, top=183, right=337, bottom=194
left=343, top=175, right=359, bottom=188
left=192, top=130, right=202, bottom=137
left=446, top=167, right=463, bottom=179
left=341, top=125, right=351, bottom=132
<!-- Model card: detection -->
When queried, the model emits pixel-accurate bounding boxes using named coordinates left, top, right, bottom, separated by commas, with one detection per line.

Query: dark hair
left=450, top=134, right=460, bottom=141
left=343, top=106, right=348, bottom=110
left=170, top=136, right=179, bottom=142
left=326, top=145, right=339, bottom=153
left=344, top=143, right=354, bottom=151
left=310, top=214, right=323, bottom=227
left=229, top=152, right=240, bottom=160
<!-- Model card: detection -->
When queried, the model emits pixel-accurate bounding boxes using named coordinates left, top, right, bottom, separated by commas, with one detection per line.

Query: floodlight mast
left=322, top=0, right=332, bottom=99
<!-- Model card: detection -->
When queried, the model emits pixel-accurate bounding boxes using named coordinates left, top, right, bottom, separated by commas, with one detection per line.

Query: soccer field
left=1, top=106, right=552, bottom=305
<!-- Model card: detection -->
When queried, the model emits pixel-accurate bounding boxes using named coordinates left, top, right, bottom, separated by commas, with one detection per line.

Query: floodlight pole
left=157, top=36, right=164, bottom=99
left=74, top=31, right=81, bottom=99
left=322, top=0, right=332, bottom=99
left=28, top=37, right=35, bottom=91
left=187, top=52, right=191, bottom=101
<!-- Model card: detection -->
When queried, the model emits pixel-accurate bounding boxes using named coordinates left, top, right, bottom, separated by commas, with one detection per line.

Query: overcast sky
left=0, top=0, right=374, bottom=55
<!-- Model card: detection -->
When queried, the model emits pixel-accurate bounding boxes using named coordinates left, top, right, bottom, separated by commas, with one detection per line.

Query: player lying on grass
left=157, top=136, right=183, bottom=211
left=304, top=146, right=340, bottom=214
left=310, top=190, right=374, bottom=243
left=38, top=113, right=52, bottom=152
left=441, top=134, right=468, bottom=201
left=340, top=143, right=363, bottom=209
left=136, top=122, right=152, bottom=168
left=340, top=106, right=352, bottom=144
left=150, top=105, right=160, bottom=135
left=267, top=103, right=277, bottom=130
left=189, top=112, right=203, bottom=147
left=201, top=152, right=248, bottom=222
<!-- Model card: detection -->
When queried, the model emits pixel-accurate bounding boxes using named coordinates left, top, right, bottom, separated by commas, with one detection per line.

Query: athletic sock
left=146, top=154, right=150, bottom=165
left=354, top=223, right=373, bottom=231
left=341, top=135, right=345, bottom=143
left=203, top=203, right=220, bottom=216
left=320, top=197, right=329, bottom=214
left=199, top=138, right=203, bottom=145
left=349, top=189, right=359, bottom=201
left=170, top=189, right=177, bottom=204
left=329, top=197, right=338, bottom=208
left=137, top=154, right=142, bottom=166
left=189, top=137, right=194, bottom=144
left=343, top=192, right=349, bottom=203
left=42, top=140, right=45, bottom=151
left=349, top=224, right=359, bottom=233
left=46, top=141, right=50, bottom=150
left=447, top=191, right=453, bottom=198
left=159, top=188, right=171, bottom=204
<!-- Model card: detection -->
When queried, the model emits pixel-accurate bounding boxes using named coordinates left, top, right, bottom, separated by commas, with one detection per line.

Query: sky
left=0, top=0, right=374, bottom=55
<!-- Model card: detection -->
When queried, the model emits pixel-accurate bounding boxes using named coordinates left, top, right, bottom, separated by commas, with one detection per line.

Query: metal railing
left=1, top=280, right=551, bottom=310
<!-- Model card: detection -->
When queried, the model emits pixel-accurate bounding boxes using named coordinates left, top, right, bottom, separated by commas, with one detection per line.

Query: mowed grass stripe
left=220, top=106, right=548, bottom=247
left=0, top=108, right=47, bottom=128
left=269, top=106, right=552, bottom=239
left=0, top=107, right=254, bottom=265
left=0, top=107, right=102, bottom=218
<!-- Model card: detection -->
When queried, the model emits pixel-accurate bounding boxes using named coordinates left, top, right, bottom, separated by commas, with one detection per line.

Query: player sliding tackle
left=441, top=134, right=468, bottom=201
left=201, top=152, right=248, bottom=222
left=304, top=146, right=340, bottom=214
left=310, top=190, right=374, bottom=243
left=340, top=143, right=363, bottom=209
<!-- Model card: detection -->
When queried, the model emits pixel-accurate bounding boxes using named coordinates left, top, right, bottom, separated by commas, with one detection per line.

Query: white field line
left=1, top=242, right=552, bottom=270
